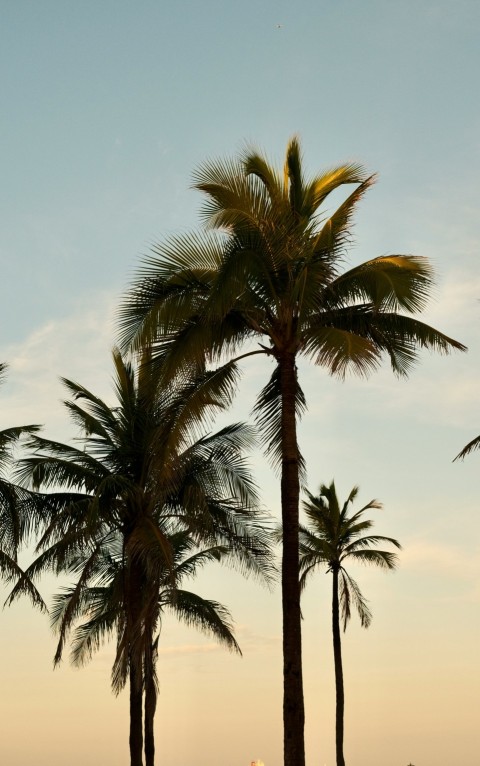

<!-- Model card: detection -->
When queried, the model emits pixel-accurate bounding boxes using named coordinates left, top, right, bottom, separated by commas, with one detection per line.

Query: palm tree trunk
left=129, top=660, right=144, bottom=766
left=127, top=558, right=144, bottom=766
left=332, top=568, right=345, bottom=766
left=279, top=353, right=305, bottom=766
left=144, top=636, right=157, bottom=766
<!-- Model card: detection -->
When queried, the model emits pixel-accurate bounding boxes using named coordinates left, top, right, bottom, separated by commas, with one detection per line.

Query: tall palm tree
left=0, top=362, right=45, bottom=610
left=454, top=434, right=480, bottom=460
left=12, top=349, right=271, bottom=766
left=118, top=137, right=465, bottom=766
left=299, top=482, right=401, bottom=766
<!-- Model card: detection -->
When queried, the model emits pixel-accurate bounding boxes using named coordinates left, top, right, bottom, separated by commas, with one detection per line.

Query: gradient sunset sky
left=1, top=2, right=479, bottom=765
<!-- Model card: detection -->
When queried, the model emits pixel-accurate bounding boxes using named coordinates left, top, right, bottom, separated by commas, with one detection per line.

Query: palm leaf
left=339, top=568, right=372, bottom=630
left=453, top=434, right=480, bottom=461
left=253, top=364, right=306, bottom=477
left=0, top=550, right=47, bottom=611
left=328, top=255, right=436, bottom=313
left=302, top=163, right=369, bottom=216
left=347, top=549, right=400, bottom=569
left=166, top=589, right=241, bottom=654
left=310, top=175, right=375, bottom=264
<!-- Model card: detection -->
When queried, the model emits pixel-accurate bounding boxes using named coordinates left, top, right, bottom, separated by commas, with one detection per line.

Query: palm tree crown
left=300, top=482, right=401, bottom=629
left=120, top=137, right=465, bottom=383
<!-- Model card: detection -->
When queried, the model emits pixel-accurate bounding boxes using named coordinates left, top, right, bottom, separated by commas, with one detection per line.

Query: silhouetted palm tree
left=51, top=525, right=242, bottom=766
left=299, top=482, right=400, bottom=766
left=0, top=362, right=44, bottom=610
left=119, top=137, right=464, bottom=766
left=13, top=349, right=271, bottom=766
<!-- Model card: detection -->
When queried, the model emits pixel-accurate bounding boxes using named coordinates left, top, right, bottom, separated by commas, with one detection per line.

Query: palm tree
left=454, top=434, right=480, bottom=460
left=0, top=362, right=45, bottom=610
left=299, top=482, right=401, bottom=766
left=118, top=137, right=465, bottom=766
left=12, top=349, right=271, bottom=766
left=50, top=525, right=242, bottom=766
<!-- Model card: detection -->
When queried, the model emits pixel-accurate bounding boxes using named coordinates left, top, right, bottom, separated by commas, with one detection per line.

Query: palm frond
left=166, top=589, right=241, bottom=654
left=310, top=175, right=375, bottom=264
left=303, top=326, right=381, bottom=378
left=52, top=544, right=103, bottom=665
left=1, top=550, right=47, bottom=611
left=298, top=524, right=329, bottom=591
left=454, top=434, right=480, bottom=461
left=69, top=584, right=122, bottom=667
left=15, top=436, right=108, bottom=491
left=347, top=548, right=400, bottom=569
left=158, top=362, right=242, bottom=454
left=303, top=163, right=369, bottom=215
left=253, top=364, right=306, bottom=477
left=284, top=136, right=305, bottom=217
left=242, top=148, right=284, bottom=206
left=329, top=255, right=436, bottom=314
left=304, top=306, right=465, bottom=378
left=0, top=424, right=43, bottom=469
left=117, top=231, right=222, bottom=355
left=61, top=378, right=118, bottom=438
left=339, top=568, right=372, bottom=630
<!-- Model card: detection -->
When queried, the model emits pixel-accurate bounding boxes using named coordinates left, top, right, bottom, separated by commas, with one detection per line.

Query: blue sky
left=1, top=2, right=479, bottom=765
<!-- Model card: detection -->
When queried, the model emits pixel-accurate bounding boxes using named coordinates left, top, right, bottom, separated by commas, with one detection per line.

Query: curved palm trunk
left=332, top=568, right=345, bottom=766
left=279, top=353, right=305, bottom=766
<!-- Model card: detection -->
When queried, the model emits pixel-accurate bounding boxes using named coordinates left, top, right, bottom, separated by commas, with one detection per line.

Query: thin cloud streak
left=1, top=290, right=118, bottom=439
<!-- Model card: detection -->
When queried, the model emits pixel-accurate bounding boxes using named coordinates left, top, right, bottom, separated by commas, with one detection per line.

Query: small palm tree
left=119, top=137, right=464, bottom=766
left=12, top=349, right=271, bottom=766
left=50, top=525, right=242, bottom=766
left=299, top=481, right=401, bottom=766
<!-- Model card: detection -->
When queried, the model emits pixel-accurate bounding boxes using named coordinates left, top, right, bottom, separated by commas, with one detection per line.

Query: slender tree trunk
left=279, top=353, right=305, bottom=766
left=332, top=568, right=345, bottom=766
left=144, top=635, right=157, bottom=766
left=127, top=558, right=144, bottom=766
left=129, top=660, right=144, bottom=766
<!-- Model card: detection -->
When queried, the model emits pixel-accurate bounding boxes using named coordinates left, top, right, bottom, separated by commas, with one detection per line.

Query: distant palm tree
left=0, top=362, right=44, bottom=610
left=454, top=434, right=480, bottom=461
left=299, top=481, right=401, bottom=766
left=119, top=137, right=465, bottom=766
left=12, top=349, right=271, bottom=766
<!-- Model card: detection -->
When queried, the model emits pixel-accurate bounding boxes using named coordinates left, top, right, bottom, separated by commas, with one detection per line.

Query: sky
left=0, top=1, right=479, bottom=764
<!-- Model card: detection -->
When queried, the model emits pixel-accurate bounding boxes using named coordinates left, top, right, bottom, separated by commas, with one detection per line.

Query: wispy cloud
left=400, top=538, right=480, bottom=603
left=402, top=539, right=480, bottom=578
left=1, top=290, right=118, bottom=441
left=158, top=642, right=224, bottom=657
left=156, top=626, right=281, bottom=659
left=234, top=624, right=281, bottom=651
